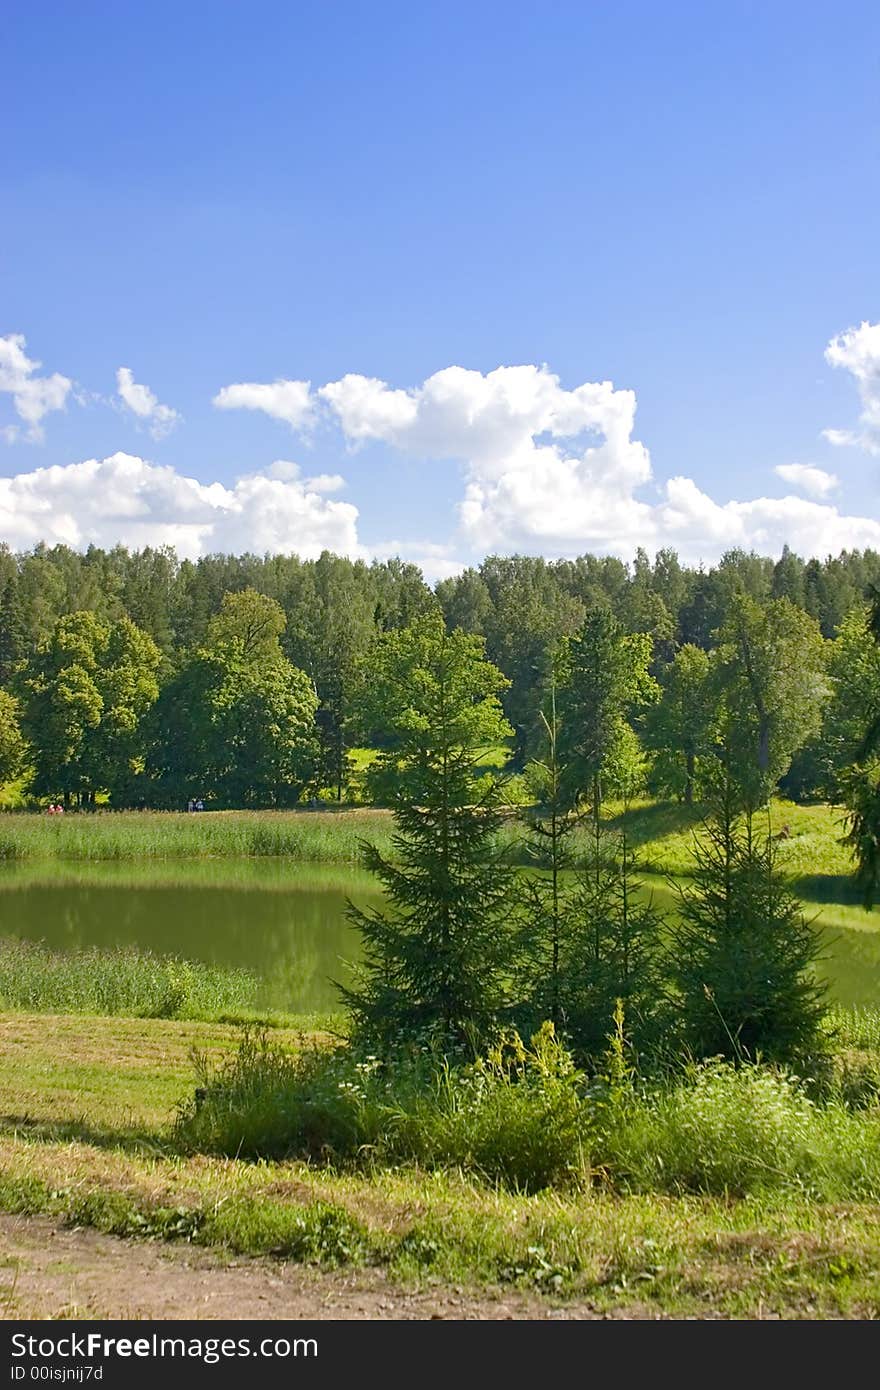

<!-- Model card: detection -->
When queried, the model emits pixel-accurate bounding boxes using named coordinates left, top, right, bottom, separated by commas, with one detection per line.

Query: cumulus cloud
left=264, top=460, right=345, bottom=493
left=823, top=321, right=880, bottom=455
left=318, top=364, right=652, bottom=553
left=315, top=362, right=880, bottom=563
left=774, top=463, right=838, bottom=498
left=658, top=476, right=880, bottom=563
left=116, top=368, right=181, bottom=438
left=0, top=333, right=72, bottom=442
left=213, top=379, right=312, bottom=429
left=215, top=358, right=880, bottom=565
left=0, top=453, right=361, bottom=560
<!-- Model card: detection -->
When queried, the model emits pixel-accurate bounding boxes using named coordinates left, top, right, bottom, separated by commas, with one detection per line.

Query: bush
left=391, top=1023, right=592, bottom=1191
left=176, top=1022, right=593, bottom=1190
left=176, top=1021, right=880, bottom=1201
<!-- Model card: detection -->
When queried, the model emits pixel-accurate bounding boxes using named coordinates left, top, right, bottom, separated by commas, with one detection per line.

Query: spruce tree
left=521, top=692, right=664, bottom=1062
left=561, top=791, right=666, bottom=1063
left=519, top=675, right=579, bottom=1030
left=341, top=614, right=516, bottom=1050
left=671, top=789, right=827, bottom=1064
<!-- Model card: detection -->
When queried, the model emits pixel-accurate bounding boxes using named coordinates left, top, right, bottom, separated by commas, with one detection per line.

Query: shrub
left=175, top=1028, right=380, bottom=1160
left=391, top=1023, right=593, bottom=1191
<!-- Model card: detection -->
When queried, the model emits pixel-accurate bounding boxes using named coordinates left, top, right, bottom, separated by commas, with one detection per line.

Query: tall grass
left=0, top=938, right=257, bottom=1019
left=0, top=800, right=854, bottom=880
left=0, top=810, right=396, bottom=864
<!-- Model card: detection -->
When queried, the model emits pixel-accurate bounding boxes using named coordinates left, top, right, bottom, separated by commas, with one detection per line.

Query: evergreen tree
left=521, top=688, right=664, bottom=1062
left=670, top=792, right=827, bottom=1064
left=562, top=800, right=665, bottom=1063
left=519, top=675, right=579, bottom=1029
left=342, top=613, right=516, bottom=1049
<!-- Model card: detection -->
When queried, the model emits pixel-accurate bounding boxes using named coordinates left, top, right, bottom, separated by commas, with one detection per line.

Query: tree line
left=0, top=540, right=879, bottom=837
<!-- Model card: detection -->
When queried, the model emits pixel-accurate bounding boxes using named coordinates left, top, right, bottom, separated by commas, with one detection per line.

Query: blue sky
left=2, top=1, right=879, bottom=577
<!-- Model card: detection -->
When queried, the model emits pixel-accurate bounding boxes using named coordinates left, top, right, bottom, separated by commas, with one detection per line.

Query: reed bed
left=0, top=809, right=396, bottom=864
left=0, top=938, right=258, bottom=1019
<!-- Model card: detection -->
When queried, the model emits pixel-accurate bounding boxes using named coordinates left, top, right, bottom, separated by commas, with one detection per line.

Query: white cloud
left=318, top=364, right=652, bottom=553
left=0, top=333, right=72, bottom=442
left=213, top=379, right=312, bottom=429
left=265, top=460, right=344, bottom=492
left=774, top=463, right=838, bottom=498
left=0, top=453, right=361, bottom=560
left=823, top=321, right=880, bottom=455
left=116, top=368, right=181, bottom=438
left=658, top=476, right=880, bottom=563
left=316, top=361, right=880, bottom=564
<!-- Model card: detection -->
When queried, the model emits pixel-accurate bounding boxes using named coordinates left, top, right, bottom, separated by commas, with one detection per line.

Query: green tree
left=285, top=555, right=376, bottom=801
left=149, top=590, right=317, bottom=807
left=342, top=613, right=516, bottom=1048
left=481, top=556, right=585, bottom=764
left=557, top=609, right=657, bottom=820
left=521, top=694, right=664, bottom=1062
left=21, top=611, right=161, bottom=804
left=0, top=689, right=26, bottom=785
left=644, top=644, right=716, bottom=804
left=520, top=676, right=579, bottom=1030
left=670, top=795, right=827, bottom=1065
left=714, top=594, right=827, bottom=810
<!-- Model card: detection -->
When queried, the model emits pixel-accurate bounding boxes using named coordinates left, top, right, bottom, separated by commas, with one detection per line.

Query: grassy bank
left=0, top=809, right=397, bottom=865
left=2, top=1012, right=880, bottom=1317
left=0, top=940, right=261, bottom=1021
left=0, top=799, right=857, bottom=880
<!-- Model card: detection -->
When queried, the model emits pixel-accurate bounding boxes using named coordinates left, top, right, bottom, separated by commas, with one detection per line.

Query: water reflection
left=0, top=861, right=877, bottom=1013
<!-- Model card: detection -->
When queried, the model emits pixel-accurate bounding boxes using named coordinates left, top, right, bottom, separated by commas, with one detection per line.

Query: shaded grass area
left=2, top=1012, right=880, bottom=1316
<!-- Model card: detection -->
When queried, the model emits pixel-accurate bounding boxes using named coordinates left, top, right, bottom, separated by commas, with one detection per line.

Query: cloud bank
left=2, top=319, right=879, bottom=578
left=0, top=453, right=361, bottom=560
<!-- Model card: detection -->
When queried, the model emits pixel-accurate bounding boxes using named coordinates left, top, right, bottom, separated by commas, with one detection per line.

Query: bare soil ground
left=0, top=1214, right=642, bottom=1321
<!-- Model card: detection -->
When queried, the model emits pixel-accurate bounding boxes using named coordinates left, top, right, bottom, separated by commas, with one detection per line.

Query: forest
left=1, top=539, right=879, bottom=810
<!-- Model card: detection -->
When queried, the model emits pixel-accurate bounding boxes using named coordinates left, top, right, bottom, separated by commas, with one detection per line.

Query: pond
left=0, top=860, right=878, bottom=1013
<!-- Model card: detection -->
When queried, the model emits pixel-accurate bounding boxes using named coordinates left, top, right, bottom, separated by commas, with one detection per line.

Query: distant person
left=186, top=799, right=194, bottom=813
left=196, top=798, right=204, bottom=812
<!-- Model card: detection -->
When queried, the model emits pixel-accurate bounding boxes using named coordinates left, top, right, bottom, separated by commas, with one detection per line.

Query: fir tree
left=561, top=790, right=666, bottom=1063
left=341, top=614, right=516, bottom=1050
left=671, top=789, right=827, bottom=1064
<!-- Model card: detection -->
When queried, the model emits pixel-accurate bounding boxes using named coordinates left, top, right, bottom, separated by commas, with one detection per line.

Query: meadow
left=2, top=1009, right=880, bottom=1317
left=2, top=796, right=880, bottom=1318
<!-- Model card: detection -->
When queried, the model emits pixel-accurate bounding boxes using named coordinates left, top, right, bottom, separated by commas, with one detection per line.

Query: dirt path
left=0, top=1213, right=627, bottom=1321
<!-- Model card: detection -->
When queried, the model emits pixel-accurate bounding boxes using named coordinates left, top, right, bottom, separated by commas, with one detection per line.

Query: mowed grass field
left=2, top=1011, right=880, bottom=1319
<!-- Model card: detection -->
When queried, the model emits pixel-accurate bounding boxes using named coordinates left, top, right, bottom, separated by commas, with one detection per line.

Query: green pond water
left=0, top=860, right=879, bottom=1013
